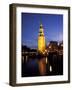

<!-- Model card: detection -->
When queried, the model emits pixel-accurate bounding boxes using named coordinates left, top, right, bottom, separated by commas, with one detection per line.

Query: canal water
left=22, top=54, right=63, bottom=77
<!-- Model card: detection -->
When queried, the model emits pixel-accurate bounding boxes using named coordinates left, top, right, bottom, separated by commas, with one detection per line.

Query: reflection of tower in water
left=38, top=57, right=51, bottom=76
left=38, top=58, right=46, bottom=75
left=38, top=23, right=46, bottom=53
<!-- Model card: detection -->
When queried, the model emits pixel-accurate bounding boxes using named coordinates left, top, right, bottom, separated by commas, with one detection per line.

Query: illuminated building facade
left=38, top=23, right=46, bottom=53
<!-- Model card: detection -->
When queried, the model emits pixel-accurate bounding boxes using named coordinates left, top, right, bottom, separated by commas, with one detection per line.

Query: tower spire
left=39, top=22, right=44, bottom=36
left=38, top=21, right=46, bottom=53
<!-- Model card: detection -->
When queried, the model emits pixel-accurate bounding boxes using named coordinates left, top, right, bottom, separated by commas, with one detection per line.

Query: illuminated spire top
left=40, top=23, right=43, bottom=29
left=39, top=23, right=44, bottom=36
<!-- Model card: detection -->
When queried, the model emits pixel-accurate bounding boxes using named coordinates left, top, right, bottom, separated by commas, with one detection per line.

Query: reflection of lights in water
left=46, top=57, right=48, bottom=64
left=50, top=65, right=52, bottom=72
left=38, top=58, right=46, bottom=75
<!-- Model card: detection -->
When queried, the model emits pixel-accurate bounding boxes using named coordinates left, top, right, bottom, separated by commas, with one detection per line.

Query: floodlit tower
left=38, top=23, right=46, bottom=53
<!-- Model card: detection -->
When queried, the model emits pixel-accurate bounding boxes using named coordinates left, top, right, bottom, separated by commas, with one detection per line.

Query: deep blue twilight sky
left=22, top=13, right=63, bottom=48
